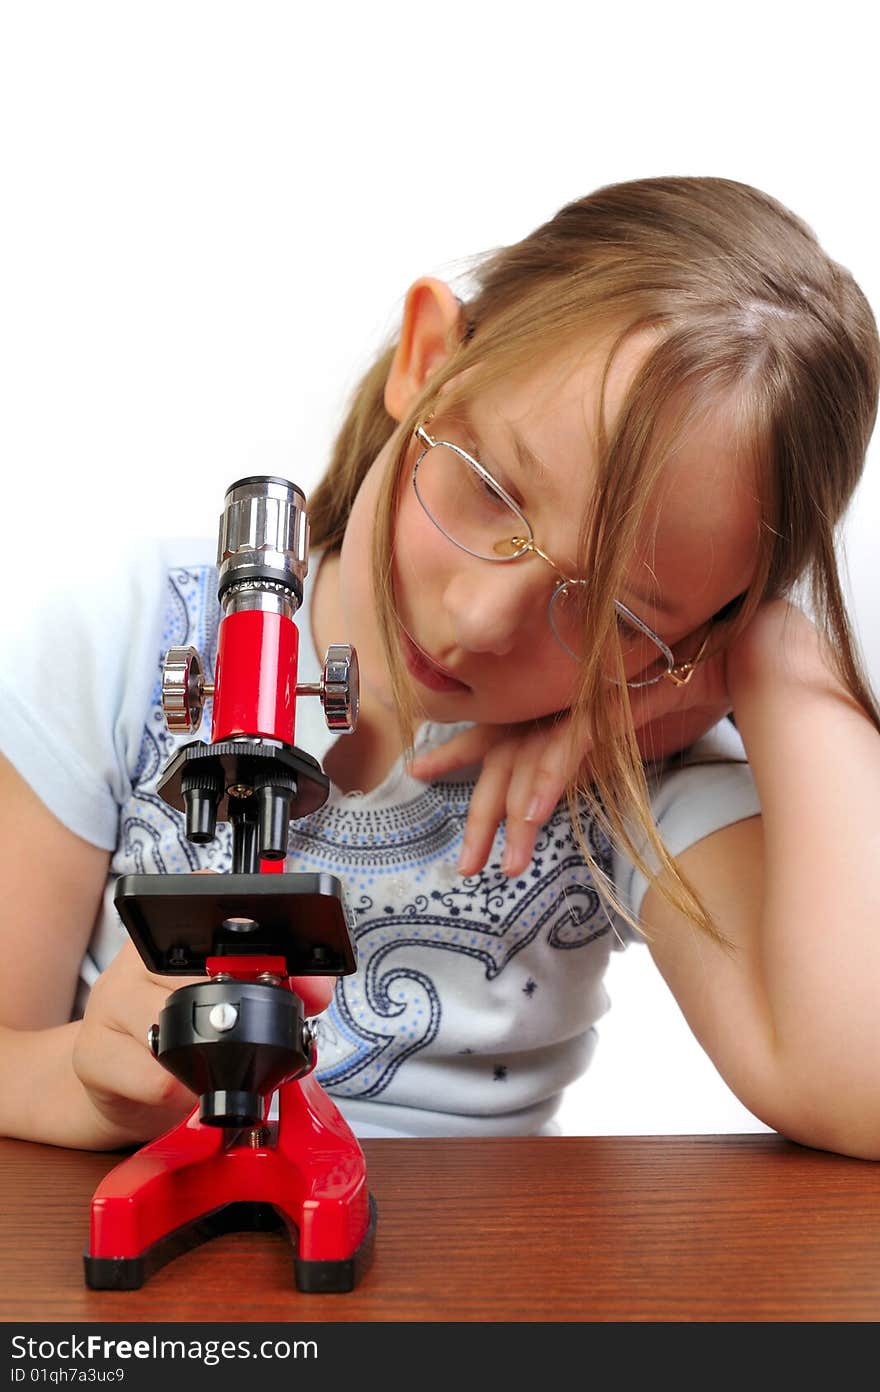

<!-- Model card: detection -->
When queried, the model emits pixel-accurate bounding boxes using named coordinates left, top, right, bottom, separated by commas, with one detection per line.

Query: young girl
left=2, top=175, right=879, bottom=1152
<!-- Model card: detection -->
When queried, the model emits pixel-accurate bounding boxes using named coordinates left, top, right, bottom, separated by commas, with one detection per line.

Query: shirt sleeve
left=0, top=536, right=173, bottom=849
left=611, top=718, right=762, bottom=945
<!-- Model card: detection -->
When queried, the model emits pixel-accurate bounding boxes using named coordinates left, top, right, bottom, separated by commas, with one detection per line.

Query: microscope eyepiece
left=217, top=475, right=309, bottom=611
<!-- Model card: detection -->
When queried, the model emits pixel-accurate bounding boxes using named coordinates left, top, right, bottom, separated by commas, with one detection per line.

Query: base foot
left=84, top=1194, right=377, bottom=1293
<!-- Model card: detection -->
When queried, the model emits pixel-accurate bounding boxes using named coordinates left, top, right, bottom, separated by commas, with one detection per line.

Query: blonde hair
left=308, top=176, right=880, bottom=941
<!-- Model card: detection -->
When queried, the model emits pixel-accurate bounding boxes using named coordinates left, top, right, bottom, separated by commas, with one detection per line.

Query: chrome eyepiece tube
left=216, top=475, right=309, bottom=616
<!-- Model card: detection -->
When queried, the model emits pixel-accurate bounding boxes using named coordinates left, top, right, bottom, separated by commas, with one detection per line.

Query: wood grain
left=2, top=1134, right=880, bottom=1322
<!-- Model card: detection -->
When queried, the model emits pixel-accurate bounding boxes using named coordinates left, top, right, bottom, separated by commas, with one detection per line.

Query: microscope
left=84, top=476, right=375, bottom=1292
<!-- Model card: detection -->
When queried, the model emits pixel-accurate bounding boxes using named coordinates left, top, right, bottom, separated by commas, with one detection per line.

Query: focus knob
left=296, top=645, right=359, bottom=732
left=161, top=646, right=214, bottom=733
left=321, top=644, right=359, bottom=732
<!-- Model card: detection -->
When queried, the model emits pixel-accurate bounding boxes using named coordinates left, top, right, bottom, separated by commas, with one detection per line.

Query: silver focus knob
left=322, top=644, right=359, bottom=731
left=161, top=646, right=214, bottom=733
left=296, top=645, right=359, bottom=732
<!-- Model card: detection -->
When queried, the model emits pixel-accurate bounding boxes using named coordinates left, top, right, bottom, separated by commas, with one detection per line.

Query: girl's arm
left=0, top=753, right=189, bottom=1149
left=0, top=754, right=336, bottom=1150
left=0, top=751, right=137, bottom=1147
left=640, top=601, right=880, bottom=1159
left=0, top=753, right=234, bottom=1147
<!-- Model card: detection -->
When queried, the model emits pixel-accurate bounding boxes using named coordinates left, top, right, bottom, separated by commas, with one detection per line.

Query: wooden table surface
left=3, top=1133, right=880, bottom=1322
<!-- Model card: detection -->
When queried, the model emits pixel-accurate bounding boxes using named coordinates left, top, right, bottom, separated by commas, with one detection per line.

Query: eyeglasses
left=411, top=419, right=713, bottom=689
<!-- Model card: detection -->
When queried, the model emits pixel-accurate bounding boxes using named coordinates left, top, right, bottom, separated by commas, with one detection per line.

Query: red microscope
left=84, top=476, right=375, bottom=1291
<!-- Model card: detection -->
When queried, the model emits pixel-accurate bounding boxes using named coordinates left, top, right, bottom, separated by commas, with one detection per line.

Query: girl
left=1, top=176, right=879, bottom=1151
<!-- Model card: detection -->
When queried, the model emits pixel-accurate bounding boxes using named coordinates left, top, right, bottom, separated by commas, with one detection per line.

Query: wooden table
left=2, top=1133, right=880, bottom=1322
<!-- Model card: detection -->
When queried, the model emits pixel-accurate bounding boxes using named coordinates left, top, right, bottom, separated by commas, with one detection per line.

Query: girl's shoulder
left=655, top=716, right=747, bottom=771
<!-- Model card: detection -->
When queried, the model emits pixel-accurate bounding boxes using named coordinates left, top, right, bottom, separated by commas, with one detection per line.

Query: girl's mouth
left=400, top=628, right=470, bottom=694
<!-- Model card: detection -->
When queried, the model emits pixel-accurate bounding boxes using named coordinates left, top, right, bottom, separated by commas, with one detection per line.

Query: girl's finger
left=89, top=947, right=183, bottom=1041
left=506, top=721, right=582, bottom=823
left=291, top=974, right=336, bottom=1016
left=489, top=726, right=572, bottom=876
left=408, top=724, right=505, bottom=779
left=457, top=743, right=520, bottom=876
left=74, top=1022, right=193, bottom=1112
left=498, top=804, right=545, bottom=878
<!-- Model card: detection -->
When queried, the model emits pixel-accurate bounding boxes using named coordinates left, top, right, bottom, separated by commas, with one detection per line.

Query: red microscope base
left=84, top=1068, right=375, bottom=1292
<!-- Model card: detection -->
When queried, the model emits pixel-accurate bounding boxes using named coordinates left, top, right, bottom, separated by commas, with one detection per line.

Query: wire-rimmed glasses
left=411, top=419, right=712, bottom=690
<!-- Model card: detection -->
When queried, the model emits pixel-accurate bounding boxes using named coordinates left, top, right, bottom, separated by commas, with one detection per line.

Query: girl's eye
left=461, top=436, right=523, bottom=505
left=488, top=470, right=520, bottom=503
left=472, top=469, right=521, bottom=514
left=482, top=462, right=524, bottom=507
left=467, top=456, right=522, bottom=509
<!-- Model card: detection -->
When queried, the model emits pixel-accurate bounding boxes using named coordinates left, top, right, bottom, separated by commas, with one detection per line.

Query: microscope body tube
left=211, top=609, right=299, bottom=745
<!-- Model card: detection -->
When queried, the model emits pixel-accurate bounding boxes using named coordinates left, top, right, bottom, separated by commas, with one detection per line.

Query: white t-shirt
left=0, top=537, right=761, bottom=1136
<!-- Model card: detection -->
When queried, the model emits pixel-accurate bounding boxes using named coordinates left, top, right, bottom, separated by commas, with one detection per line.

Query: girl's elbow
left=756, top=1083, right=880, bottom=1161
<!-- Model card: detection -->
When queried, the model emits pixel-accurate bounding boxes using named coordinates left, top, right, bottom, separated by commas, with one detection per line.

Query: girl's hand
left=407, top=633, right=734, bottom=878
left=72, top=877, right=336, bottom=1147
left=72, top=937, right=206, bottom=1146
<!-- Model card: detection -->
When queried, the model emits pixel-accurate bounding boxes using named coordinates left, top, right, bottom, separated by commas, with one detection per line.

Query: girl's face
left=338, top=329, right=760, bottom=728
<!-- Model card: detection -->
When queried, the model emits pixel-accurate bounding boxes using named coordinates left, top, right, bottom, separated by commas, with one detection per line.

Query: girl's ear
left=384, top=277, right=466, bottom=422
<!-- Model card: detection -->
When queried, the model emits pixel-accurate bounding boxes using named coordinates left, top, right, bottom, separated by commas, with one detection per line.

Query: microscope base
left=85, top=1070, right=375, bottom=1292
left=84, top=1194, right=377, bottom=1292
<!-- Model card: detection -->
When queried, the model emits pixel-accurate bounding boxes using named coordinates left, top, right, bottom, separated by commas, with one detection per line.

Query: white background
left=2, top=2, right=877, bottom=1135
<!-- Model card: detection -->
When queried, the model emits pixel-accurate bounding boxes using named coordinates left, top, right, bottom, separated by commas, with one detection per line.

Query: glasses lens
left=551, top=590, right=673, bottom=681
left=548, top=583, right=589, bottom=660
left=615, top=614, right=673, bottom=687
left=414, top=442, right=530, bottom=561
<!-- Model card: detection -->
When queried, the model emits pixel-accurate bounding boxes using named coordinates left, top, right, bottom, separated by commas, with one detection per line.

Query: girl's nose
left=444, top=560, right=551, bottom=657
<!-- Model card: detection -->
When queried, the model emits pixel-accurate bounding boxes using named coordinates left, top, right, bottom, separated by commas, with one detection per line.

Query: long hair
left=308, top=176, right=880, bottom=940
